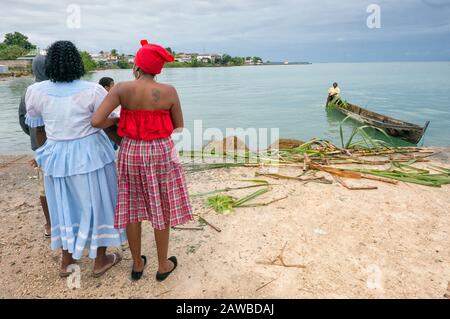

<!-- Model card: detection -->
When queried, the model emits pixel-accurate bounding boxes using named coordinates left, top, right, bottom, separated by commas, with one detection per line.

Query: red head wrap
left=134, top=40, right=174, bottom=75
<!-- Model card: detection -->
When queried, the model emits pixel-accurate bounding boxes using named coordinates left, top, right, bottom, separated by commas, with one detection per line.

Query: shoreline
left=0, top=72, right=32, bottom=81
left=1, top=149, right=449, bottom=298
left=0, top=63, right=304, bottom=80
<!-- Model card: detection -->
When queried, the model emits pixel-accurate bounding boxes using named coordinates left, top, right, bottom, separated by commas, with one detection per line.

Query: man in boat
left=327, top=82, right=341, bottom=104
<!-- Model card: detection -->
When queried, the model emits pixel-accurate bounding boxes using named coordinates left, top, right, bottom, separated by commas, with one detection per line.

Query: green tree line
left=0, top=32, right=132, bottom=72
left=1, top=32, right=262, bottom=71
left=0, top=32, right=36, bottom=60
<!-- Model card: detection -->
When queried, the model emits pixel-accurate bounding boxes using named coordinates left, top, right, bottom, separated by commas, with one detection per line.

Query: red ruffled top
left=117, top=108, right=174, bottom=140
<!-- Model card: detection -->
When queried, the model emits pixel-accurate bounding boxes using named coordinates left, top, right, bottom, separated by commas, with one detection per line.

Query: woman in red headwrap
left=92, top=40, right=193, bottom=281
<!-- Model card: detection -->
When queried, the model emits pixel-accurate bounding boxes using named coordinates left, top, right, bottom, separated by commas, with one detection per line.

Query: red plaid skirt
left=115, top=137, right=193, bottom=229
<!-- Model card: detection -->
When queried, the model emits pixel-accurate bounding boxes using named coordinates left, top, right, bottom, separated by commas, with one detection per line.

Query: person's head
left=132, top=64, right=155, bottom=80
left=45, top=41, right=85, bottom=82
left=99, top=77, right=115, bottom=91
left=32, top=54, right=48, bottom=82
left=133, top=39, right=174, bottom=79
left=333, top=82, right=338, bottom=88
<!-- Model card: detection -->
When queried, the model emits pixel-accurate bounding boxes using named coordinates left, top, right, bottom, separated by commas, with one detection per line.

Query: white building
left=90, top=53, right=106, bottom=63
left=90, top=52, right=120, bottom=65
left=0, top=65, right=8, bottom=74
left=175, top=53, right=197, bottom=63
left=196, top=53, right=223, bottom=63
left=126, top=55, right=135, bottom=63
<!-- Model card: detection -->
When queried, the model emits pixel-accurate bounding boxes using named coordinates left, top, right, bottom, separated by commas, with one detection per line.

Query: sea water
left=1, top=62, right=449, bottom=154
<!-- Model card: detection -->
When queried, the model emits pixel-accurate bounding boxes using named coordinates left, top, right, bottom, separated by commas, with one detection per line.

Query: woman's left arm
left=169, top=86, right=184, bottom=132
left=91, top=84, right=121, bottom=128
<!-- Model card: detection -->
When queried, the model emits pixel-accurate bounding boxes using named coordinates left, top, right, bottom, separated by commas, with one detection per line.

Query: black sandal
left=156, top=256, right=177, bottom=282
left=131, top=255, right=147, bottom=281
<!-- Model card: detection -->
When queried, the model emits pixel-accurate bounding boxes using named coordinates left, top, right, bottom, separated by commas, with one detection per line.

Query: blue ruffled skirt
left=36, top=131, right=127, bottom=259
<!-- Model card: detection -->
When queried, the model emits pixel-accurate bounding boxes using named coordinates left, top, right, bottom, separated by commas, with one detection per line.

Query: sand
left=0, top=152, right=449, bottom=299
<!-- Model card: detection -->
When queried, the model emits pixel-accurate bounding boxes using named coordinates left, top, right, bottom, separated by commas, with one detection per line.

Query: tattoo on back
left=152, top=89, right=161, bottom=102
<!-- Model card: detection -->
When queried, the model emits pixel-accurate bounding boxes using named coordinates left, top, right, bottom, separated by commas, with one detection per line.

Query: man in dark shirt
left=18, top=54, right=51, bottom=237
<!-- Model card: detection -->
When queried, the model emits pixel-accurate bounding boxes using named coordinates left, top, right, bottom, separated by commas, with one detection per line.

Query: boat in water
left=326, top=97, right=430, bottom=144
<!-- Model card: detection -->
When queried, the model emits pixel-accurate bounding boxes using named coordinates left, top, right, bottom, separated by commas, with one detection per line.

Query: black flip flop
left=156, top=256, right=177, bottom=282
left=131, top=255, right=147, bottom=281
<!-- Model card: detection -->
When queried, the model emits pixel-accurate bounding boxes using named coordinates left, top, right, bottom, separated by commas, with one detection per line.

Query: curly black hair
left=45, top=41, right=85, bottom=82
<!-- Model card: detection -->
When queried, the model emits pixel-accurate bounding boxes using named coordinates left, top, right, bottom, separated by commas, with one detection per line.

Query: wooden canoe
left=326, top=97, right=430, bottom=144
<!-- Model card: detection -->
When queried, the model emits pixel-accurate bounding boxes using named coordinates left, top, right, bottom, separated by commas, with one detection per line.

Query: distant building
left=16, top=57, right=34, bottom=61
left=0, top=59, right=31, bottom=68
left=0, top=65, right=8, bottom=74
left=244, top=57, right=253, bottom=65
left=175, top=53, right=197, bottom=63
left=91, top=53, right=102, bottom=59
left=244, top=57, right=263, bottom=65
left=196, top=53, right=223, bottom=63
left=91, top=51, right=120, bottom=65
left=90, top=53, right=106, bottom=63
left=126, top=55, right=135, bottom=63
left=174, top=52, right=223, bottom=64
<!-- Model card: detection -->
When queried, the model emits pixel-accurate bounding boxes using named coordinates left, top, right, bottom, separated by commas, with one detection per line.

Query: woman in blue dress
left=25, top=41, right=126, bottom=277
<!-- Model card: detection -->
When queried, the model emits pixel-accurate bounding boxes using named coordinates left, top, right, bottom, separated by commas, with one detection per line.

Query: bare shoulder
left=115, top=80, right=135, bottom=89
left=157, top=82, right=177, bottom=93
left=113, top=81, right=135, bottom=94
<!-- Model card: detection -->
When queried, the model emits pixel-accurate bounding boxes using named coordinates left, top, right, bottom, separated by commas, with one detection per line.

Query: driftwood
left=256, top=242, right=306, bottom=269
left=309, top=163, right=398, bottom=185
left=332, top=175, right=378, bottom=190
left=198, top=216, right=222, bottom=233
left=154, top=290, right=172, bottom=297
left=256, top=277, right=278, bottom=292
left=172, top=226, right=204, bottom=231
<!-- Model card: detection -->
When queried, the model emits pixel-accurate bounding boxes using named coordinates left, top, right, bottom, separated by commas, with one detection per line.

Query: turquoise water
left=1, top=62, right=449, bottom=154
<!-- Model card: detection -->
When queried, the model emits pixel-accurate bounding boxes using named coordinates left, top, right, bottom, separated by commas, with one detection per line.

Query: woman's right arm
left=91, top=84, right=121, bottom=128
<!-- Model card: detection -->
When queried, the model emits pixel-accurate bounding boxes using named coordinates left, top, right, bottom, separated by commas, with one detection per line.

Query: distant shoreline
left=4, top=61, right=448, bottom=80
left=0, top=70, right=32, bottom=80
left=91, top=62, right=313, bottom=72
left=165, top=61, right=313, bottom=68
left=0, top=63, right=313, bottom=80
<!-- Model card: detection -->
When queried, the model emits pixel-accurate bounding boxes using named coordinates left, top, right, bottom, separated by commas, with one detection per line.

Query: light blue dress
left=25, top=80, right=126, bottom=259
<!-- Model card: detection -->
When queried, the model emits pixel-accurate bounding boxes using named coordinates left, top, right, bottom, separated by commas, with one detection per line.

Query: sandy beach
left=1, top=150, right=449, bottom=299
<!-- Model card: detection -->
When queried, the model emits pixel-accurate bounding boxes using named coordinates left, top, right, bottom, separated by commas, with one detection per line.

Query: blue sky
left=1, top=0, right=449, bottom=62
